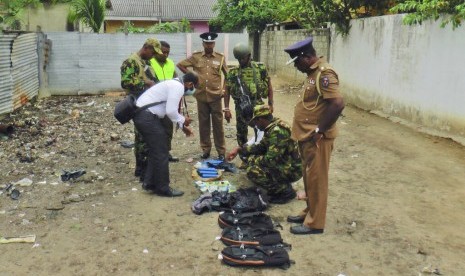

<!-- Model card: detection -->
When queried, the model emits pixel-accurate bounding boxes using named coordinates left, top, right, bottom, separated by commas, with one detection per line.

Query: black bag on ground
left=228, top=187, right=269, bottom=213
left=221, top=244, right=291, bottom=269
left=221, top=226, right=283, bottom=246
left=114, top=95, right=163, bottom=124
left=218, top=211, right=274, bottom=229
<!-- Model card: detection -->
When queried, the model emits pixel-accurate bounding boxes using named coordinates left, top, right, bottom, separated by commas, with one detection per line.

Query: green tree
left=391, top=0, right=465, bottom=29
left=209, top=0, right=282, bottom=33
left=281, top=0, right=392, bottom=35
left=67, top=0, right=105, bottom=32
left=116, top=19, right=192, bottom=34
left=210, top=0, right=393, bottom=35
left=0, top=0, right=42, bottom=30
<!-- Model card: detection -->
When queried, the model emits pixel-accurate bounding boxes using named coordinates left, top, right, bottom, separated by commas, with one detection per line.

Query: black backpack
left=218, top=211, right=274, bottom=229
left=221, top=226, right=284, bottom=246
left=221, top=244, right=291, bottom=269
left=192, top=188, right=269, bottom=215
left=229, top=187, right=269, bottom=213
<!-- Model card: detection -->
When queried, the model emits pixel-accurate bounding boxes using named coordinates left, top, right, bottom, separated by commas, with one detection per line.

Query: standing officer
left=149, top=40, right=179, bottom=163
left=226, top=105, right=301, bottom=204
left=120, top=38, right=161, bottom=180
left=224, top=43, right=274, bottom=146
left=177, top=32, right=228, bottom=160
left=284, top=37, right=345, bottom=235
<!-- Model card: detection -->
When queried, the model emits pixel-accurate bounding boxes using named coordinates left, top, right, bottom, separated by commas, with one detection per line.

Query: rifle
left=236, top=71, right=253, bottom=120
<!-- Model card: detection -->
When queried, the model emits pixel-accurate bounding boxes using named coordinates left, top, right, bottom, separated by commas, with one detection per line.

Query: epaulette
left=214, top=51, right=224, bottom=56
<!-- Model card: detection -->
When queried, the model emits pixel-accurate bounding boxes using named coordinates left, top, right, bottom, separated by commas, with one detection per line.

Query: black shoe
left=287, top=215, right=305, bottom=223
left=168, top=154, right=180, bottom=162
left=217, top=155, right=225, bottom=161
left=157, top=187, right=184, bottom=197
left=290, top=225, right=324, bottom=235
left=200, top=152, right=210, bottom=159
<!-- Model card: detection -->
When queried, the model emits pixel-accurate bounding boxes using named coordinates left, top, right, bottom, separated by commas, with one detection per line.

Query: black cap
left=284, top=37, right=313, bottom=65
left=200, top=32, right=218, bottom=42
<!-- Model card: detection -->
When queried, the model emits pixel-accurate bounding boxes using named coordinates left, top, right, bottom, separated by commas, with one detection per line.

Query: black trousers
left=133, top=110, right=170, bottom=193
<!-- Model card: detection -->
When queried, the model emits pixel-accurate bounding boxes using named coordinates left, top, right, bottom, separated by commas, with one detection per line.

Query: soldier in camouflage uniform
left=120, top=38, right=161, bottom=180
left=224, top=43, right=274, bottom=146
left=226, top=105, right=301, bottom=204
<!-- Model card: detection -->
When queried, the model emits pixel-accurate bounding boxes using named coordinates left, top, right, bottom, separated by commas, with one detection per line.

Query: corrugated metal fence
left=0, top=32, right=248, bottom=115
left=0, top=33, right=39, bottom=115
left=0, top=34, right=16, bottom=115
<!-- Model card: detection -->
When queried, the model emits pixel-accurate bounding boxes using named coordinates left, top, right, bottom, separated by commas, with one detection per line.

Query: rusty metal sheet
left=11, top=33, right=39, bottom=109
left=0, top=34, right=17, bottom=115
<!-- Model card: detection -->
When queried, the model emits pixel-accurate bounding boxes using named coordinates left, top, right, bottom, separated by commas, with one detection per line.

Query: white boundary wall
left=331, top=14, right=465, bottom=143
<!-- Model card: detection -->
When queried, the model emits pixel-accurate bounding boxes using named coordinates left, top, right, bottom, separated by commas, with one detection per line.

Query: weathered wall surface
left=330, top=14, right=465, bottom=144
left=259, top=28, right=330, bottom=80
left=45, top=32, right=248, bottom=95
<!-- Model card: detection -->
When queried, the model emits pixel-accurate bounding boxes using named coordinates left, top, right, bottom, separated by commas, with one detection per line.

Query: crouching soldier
left=226, top=105, right=301, bottom=204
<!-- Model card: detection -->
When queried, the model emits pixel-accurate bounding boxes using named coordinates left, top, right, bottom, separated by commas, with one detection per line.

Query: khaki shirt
left=178, top=51, right=228, bottom=102
left=292, top=57, right=342, bottom=141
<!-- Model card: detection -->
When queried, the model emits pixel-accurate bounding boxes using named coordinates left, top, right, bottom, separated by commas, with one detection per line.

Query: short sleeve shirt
left=178, top=51, right=228, bottom=102
left=292, top=57, right=343, bottom=141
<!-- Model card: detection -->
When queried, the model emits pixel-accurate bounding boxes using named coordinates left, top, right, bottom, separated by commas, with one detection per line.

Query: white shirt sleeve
left=165, top=83, right=185, bottom=128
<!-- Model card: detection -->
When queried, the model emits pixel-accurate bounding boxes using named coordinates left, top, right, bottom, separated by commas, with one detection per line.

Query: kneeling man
left=226, top=105, right=301, bottom=203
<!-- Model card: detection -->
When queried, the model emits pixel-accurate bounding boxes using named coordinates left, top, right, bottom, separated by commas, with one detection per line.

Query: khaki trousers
left=197, top=99, right=226, bottom=155
left=298, top=138, right=334, bottom=229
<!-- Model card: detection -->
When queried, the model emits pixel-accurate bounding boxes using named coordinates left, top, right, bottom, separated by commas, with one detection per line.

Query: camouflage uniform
left=226, top=62, right=270, bottom=146
left=120, top=53, right=156, bottom=177
left=242, top=118, right=301, bottom=196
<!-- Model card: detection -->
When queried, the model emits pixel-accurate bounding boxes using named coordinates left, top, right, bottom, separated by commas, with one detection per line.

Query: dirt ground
left=1, top=77, right=465, bottom=276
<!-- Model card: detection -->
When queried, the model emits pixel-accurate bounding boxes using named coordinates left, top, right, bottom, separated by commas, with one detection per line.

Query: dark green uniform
left=226, top=62, right=270, bottom=146
left=120, top=53, right=156, bottom=178
left=242, top=118, right=301, bottom=197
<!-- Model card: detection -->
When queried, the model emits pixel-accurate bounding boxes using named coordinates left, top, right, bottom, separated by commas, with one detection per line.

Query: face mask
left=185, top=87, right=196, bottom=96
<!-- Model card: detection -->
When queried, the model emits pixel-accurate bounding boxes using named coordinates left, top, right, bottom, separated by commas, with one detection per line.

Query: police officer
left=149, top=40, right=179, bottom=163
left=226, top=105, right=301, bottom=204
left=284, top=37, right=345, bottom=235
left=120, top=38, right=161, bottom=180
left=177, top=32, right=228, bottom=160
left=224, top=43, right=274, bottom=146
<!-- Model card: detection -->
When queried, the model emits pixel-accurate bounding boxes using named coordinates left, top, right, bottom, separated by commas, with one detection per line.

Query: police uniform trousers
left=133, top=110, right=170, bottom=194
left=298, top=138, right=334, bottom=229
left=197, top=99, right=226, bottom=155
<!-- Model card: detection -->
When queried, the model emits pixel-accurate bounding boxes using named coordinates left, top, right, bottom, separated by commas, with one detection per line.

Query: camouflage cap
left=145, top=38, right=162, bottom=55
left=250, top=105, right=272, bottom=123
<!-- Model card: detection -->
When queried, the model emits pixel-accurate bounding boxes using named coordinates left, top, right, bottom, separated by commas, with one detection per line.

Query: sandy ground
left=1, top=77, right=465, bottom=276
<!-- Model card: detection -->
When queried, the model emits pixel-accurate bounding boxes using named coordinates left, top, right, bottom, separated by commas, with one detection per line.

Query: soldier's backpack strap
left=250, top=62, right=262, bottom=99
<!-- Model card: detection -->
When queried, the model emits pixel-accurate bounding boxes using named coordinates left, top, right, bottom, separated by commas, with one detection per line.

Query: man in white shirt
left=133, top=72, right=198, bottom=197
